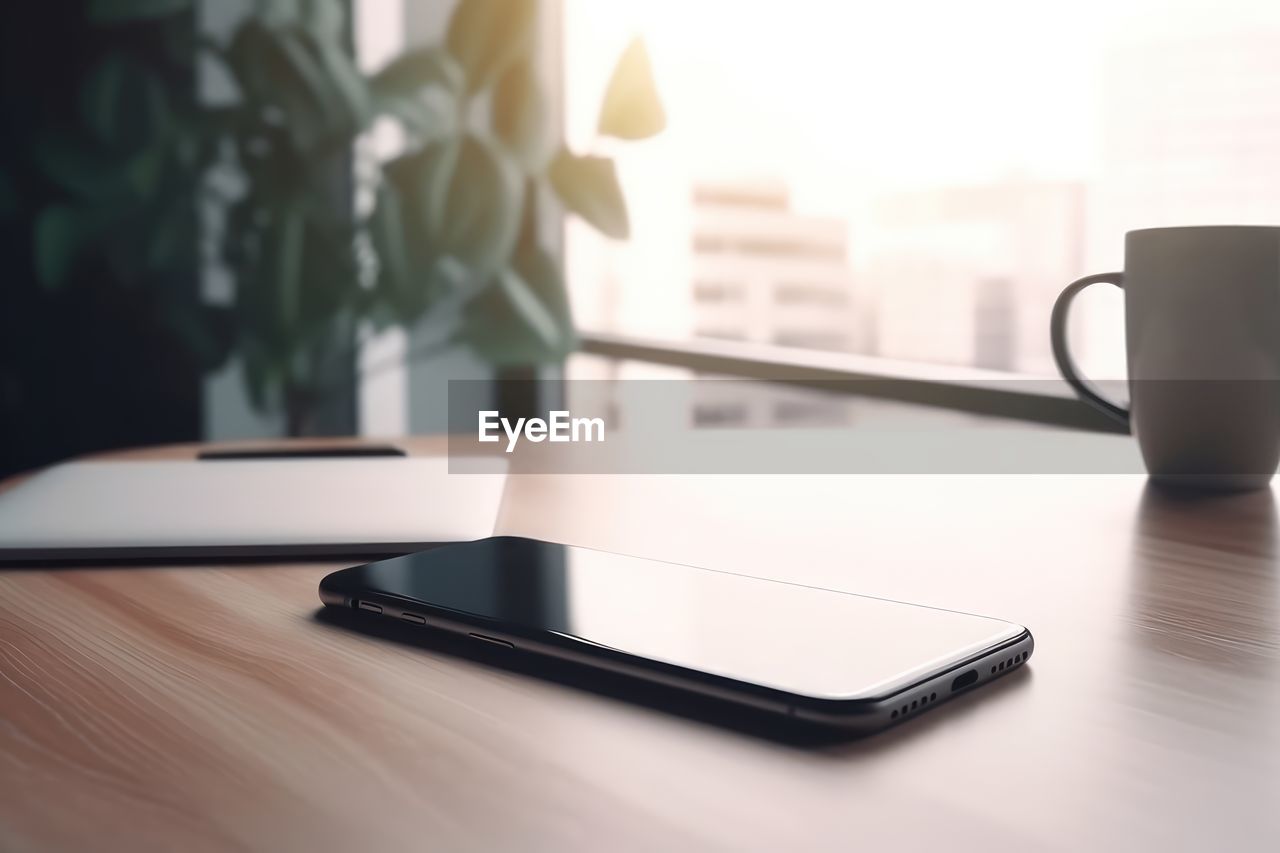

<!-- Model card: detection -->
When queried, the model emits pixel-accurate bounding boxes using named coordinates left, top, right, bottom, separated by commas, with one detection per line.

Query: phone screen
left=328, top=537, right=1023, bottom=700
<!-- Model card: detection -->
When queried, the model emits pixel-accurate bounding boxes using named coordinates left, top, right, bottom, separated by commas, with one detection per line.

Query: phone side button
left=400, top=613, right=426, bottom=625
left=356, top=601, right=383, bottom=614
left=468, top=633, right=514, bottom=649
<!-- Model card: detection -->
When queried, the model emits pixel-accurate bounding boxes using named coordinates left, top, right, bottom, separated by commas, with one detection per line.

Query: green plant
left=30, top=0, right=664, bottom=434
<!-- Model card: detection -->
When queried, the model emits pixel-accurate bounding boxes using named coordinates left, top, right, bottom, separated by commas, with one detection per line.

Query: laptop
left=0, top=456, right=507, bottom=561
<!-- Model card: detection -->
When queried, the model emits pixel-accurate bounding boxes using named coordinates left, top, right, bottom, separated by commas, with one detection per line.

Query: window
left=563, top=0, right=1280, bottom=381
left=692, top=281, right=745, bottom=303
left=774, top=284, right=847, bottom=308
left=771, top=331, right=848, bottom=350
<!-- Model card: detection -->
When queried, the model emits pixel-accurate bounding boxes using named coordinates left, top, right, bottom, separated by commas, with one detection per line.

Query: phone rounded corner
left=318, top=585, right=348, bottom=608
left=1016, top=626, right=1035, bottom=658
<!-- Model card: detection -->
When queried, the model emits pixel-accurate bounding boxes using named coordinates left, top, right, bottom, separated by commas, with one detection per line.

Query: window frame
left=577, top=331, right=1126, bottom=434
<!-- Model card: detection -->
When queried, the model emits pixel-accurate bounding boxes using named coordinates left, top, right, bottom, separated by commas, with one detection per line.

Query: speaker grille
left=891, top=647, right=1027, bottom=722
left=890, top=690, right=940, bottom=720
left=991, top=650, right=1029, bottom=675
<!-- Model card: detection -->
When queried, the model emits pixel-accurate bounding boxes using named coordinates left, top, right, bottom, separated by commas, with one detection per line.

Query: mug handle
left=1050, top=272, right=1131, bottom=429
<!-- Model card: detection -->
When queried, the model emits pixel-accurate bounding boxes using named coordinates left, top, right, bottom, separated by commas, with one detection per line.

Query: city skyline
left=565, top=1, right=1280, bottom=379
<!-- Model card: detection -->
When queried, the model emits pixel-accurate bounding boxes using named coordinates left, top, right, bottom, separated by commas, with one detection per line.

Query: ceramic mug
left=1051, top=226, right=1280, bottom=491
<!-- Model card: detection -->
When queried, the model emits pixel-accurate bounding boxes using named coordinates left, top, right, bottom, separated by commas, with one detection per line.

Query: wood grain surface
left=2, top=435, right=1279, bottom=851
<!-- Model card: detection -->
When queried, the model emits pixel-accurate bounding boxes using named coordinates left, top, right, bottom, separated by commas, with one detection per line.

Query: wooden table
left=2, top=435, right=1278, bottom=851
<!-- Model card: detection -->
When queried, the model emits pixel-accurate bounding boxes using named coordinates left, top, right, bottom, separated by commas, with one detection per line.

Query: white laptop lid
left=0, top=457, right=507, bottom=560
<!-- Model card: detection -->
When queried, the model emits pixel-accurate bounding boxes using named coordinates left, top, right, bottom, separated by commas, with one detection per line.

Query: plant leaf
left=227, top=22, right=328, bottom=150
left=376, top=93, right=455, bottom=138
left=371, top=186, right=409, bottom=289
left=88, top=0, right=192, bottom=23
left=257, top=0, right=305, bottom=28
left=34, top=205, right=86, bottom=289
left=369, top=185, right=418, bottom=317
left=241, top=349, right=275, bottom=412
left=516, top=238, right=573, bottom=334
left=274, top=207, right=305, bottom=331
left=433, top=135, right=525, bottom=278
left=445, top=0, right=537, bottom=94
left=383, top=137, right=460, bottom=268
left=33, top=136, right=128, bottom=197
left=463, top=243, right=574, bottom=365
left=274, top=30, right=336, bottom=132
left=310, top=34, right=370, bottom=132
left=382, top=136, right=523, bottom=310
left=369, top=47, right=463, bottom=138
left=547, top=149, right=629, bottom=239
left=496, top=266, right=561, bottom=349
left=126, top=146, right=166, bottom=199
left=597, top=37, right=665, bottom=140
left=161, top=304, right=234, bottom=371
left=78, top=55, right=172, bottom=167
left=81, top=55, right=128, bottom=144
left=370, top=46, right=464, bottom=99
left=432, top=254, right=478, bottom=298
left=492, top=58, right=553, bottom=172
left=145, top=196, right=193, bottom=273
left=300, top=0, right=344, bottom=42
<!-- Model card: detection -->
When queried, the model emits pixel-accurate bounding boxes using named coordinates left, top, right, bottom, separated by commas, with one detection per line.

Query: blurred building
left=689, top=180, right=864, bottom=352
left=685, top=179, right=862, bottom=426
left=862, top=179, right=1085, bottom=374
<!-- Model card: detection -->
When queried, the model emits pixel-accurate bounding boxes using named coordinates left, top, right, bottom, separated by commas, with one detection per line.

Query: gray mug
left=1051, top=225, right=1280, bottom=491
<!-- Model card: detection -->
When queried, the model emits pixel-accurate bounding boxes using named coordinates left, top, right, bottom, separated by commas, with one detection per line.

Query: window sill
left=577, top=332, right=1126, bottom=434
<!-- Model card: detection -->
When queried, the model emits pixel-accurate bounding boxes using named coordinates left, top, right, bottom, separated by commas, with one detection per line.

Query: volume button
left=468, top=633, right=514, bottom=649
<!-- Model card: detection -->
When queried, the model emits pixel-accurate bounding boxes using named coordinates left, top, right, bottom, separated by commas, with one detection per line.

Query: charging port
left=951, top=669, right=979, bottom=692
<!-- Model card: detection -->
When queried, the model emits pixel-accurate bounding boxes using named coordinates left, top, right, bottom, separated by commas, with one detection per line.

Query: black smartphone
left=319, top=536, right=1033, bottom=732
